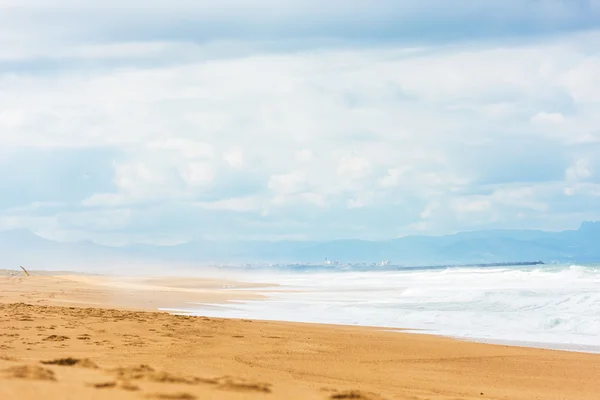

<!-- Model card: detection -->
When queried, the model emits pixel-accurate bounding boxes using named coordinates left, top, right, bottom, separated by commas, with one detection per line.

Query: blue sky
left=1, top=0, right=600, bottom=245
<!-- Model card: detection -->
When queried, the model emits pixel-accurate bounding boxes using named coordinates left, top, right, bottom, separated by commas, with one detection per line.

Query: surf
left=167, top=263, right=600, bottom=353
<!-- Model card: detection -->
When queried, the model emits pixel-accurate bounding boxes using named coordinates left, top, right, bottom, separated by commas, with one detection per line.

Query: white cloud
left=114, top=160, right=180, bottom=198
left=563, top=182, right=600, bottom=197
left=194, top=196, right=263, bottom=212
left=223, top=149, right=244, bottom=168
left=182, top=162, right=214, bottom=186
left=490, top=186, right=550, bottom=212
left=420, top=201, right=439, bottom=219
left=562, top=56, right=600, bottom=103
left=453, top=199, right=492, bottom=213
left=531, top=111, right=565, bottom=125
left=346, top=192, right=375, bottom=209
left=268, top=170, right=309, bottom=195
left=379, top=167, right=413, bottom=188
left=2, top=8, right=600, bottom=242
left=149, top=138, right=214, bottom=159
left=336, top=154, right=371, bottom=181
left=295, top=149, right=313, bottom=163
left=565, top=159, right=593, bottom=181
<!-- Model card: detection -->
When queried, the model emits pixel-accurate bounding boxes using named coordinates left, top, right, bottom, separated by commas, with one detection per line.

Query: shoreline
left=2, top=271, right=600, bottom=399
left=166, top=305, right=600, bottom=355
left=4, top=269, right=597, bottom=354
left=158, top=294, right=600, bottom=356
left=3, top=269, right=598, bottom=354
left=468, top=337, right=600, bottom=355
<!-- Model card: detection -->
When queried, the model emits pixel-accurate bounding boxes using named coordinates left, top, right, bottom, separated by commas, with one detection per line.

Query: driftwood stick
left=19, top=266, right=30, bottom=277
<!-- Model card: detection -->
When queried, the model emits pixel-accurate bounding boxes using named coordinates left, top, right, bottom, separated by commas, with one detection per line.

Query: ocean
left=163, top=263, right=600, bottom=353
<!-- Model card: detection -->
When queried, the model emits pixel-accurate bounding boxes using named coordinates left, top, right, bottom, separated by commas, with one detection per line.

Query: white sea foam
left=165, top=264, right=600, bottom=352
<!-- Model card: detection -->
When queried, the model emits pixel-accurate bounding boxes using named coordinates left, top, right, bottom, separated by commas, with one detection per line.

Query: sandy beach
left=1, top=271, right=599, bottom=400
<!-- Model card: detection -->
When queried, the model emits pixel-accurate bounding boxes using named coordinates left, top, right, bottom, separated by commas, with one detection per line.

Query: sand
left=1, top=272, right=599, bottom=400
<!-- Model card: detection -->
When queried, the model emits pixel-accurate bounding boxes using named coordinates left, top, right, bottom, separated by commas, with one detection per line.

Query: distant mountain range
left=1, top=222, right=600, bottom=272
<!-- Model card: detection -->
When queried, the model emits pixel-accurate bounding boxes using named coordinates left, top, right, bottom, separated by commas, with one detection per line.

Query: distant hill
left=1, top=222, right=600, bottom=271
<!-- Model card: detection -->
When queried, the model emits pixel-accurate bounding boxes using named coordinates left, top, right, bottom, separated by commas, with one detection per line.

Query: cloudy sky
left=1, top=1, right=600, bottom=245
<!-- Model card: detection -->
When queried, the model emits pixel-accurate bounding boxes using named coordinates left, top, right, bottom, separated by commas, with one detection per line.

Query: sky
left=1, top=0, right=600, bottom=245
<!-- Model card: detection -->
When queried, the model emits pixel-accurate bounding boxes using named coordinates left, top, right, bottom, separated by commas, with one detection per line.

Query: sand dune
left=1, top=272, right=599, bottom=400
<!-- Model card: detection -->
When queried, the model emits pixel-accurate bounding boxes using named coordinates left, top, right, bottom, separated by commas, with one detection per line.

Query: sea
left=162, top=263, right=600, bottom=353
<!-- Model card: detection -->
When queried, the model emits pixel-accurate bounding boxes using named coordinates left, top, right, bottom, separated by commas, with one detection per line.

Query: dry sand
left=1, top=271, right=599, bottom=400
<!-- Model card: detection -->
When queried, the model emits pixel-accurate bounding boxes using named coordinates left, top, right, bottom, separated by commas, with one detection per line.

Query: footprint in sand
left=329, top=390, right=386, bottom=400
left=213, top=376, right=271, bottom=393
left=41, top=357, right=98, bottom=369
left=3, top=365, right=56, bottom=381
left=90, top=381, right=117, bottom=389
left=86, top=379, right=140, bottom=392
left=43, top=335, right=70, bottom=342
left=148, top=393, right=196, bottom=400
left=107, top=365, right=271, bottom=394
left=120, top=381, right=140, bottom=391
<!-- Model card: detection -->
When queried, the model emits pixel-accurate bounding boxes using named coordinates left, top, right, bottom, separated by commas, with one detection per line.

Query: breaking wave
left=170, top=263, right=600, bottom=352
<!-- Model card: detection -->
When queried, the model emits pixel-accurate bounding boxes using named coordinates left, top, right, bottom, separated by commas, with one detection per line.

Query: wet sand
left=1, top=272, right=599, bottom=400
